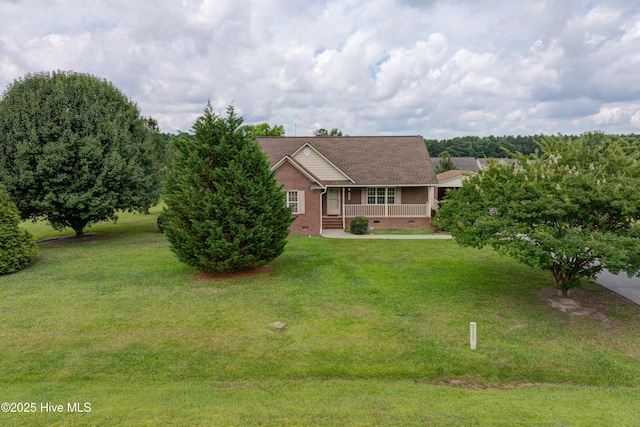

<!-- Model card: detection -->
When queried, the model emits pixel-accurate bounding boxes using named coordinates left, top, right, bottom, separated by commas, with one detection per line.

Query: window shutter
left=298, top=190, right=305, bottom=214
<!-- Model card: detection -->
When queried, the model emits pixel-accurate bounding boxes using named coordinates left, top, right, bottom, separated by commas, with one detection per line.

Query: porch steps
left=322, top=217, right=344, bottom=230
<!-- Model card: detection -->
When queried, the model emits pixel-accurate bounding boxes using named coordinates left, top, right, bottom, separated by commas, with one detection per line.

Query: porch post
left=428, top=186, right=434, bottom=217
left=320, top=187, right=327, bottom=234
left=342, top=187, right=346, bottom=230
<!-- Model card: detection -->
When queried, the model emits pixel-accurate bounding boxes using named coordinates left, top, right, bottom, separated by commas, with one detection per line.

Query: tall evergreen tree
left=0, top=183, right=37, bottom=274
left=163, top=104, right=293, bottom=274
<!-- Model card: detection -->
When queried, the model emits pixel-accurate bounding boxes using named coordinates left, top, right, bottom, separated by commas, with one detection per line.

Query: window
left=387, top=187, right=396, bottom=204
left=287, top=190, right=299, bottom=214
left=367, top=187, right=396, bottom=205
left=286, top=190, right=305, bottom=214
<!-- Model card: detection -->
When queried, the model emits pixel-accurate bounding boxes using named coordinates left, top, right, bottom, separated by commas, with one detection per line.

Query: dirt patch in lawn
left=546, top=298, right=608, bottom=320
left=195, top=265, right=272, bottom=281
left=438, top=378, right=488, bottom=389
left=537, top=288, right=607, bottom=320
left=537, top=285, right=638, bottom=322
left=36, top=232, right=112, bottom=245
left=437, top=378, right=557, bottom=389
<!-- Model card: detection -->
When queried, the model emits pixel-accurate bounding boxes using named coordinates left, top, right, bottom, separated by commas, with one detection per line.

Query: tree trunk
left=551, top=266, right=573, bottom=297
left=69, top=219, right=88, bottom=238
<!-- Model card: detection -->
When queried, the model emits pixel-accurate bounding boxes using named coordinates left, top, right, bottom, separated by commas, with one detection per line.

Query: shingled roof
left=431, top=157, right=480, bottom=173
left=257, top=136, right=438, bottom=186
left=436, top=169, right=470, bottom=183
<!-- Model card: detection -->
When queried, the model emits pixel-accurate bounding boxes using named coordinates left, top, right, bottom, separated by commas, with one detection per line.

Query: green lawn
left=1, top=208, right=640, bottom=426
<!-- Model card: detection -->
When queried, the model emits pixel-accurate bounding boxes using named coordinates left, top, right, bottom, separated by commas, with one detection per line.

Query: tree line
left=425, top=134, right=640, bottom=158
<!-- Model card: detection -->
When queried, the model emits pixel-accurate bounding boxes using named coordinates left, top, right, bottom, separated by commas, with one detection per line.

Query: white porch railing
left=344, top=204, right=429, bottom=217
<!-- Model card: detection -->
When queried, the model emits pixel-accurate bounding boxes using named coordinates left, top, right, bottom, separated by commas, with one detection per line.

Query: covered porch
left=344, top=204, right=429, bottom=217
left=321, top=186, right=435, bottom=231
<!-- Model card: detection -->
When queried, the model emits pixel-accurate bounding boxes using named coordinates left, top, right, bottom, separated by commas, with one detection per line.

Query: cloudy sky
left=1, top=0, right=639, bottom=138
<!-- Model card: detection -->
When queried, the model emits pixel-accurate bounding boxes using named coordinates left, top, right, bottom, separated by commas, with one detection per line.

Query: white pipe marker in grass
left=470, top=322, right=477, bottom=350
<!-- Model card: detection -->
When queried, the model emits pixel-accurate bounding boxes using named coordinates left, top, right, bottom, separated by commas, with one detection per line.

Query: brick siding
left=274, top=162, right=322, bottom=235
left=345, top=216, right=431, bottom=230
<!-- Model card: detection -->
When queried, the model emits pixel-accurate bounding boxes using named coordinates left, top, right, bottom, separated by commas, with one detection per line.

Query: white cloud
left=587, top=104, right=640, bottom=126
left=0, top=0, right=639, bottom=137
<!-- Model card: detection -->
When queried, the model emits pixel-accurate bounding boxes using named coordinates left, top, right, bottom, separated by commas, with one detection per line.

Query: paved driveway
left=596, top=270, right=640, bottom=305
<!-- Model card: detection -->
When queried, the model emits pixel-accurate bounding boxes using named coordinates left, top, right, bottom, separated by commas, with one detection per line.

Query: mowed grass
left=1, top=207, right=640, bottom=426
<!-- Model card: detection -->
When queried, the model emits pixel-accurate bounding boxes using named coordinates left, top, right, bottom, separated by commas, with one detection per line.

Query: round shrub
left=0, top=183, right=37, bottom=274
left=350, top=216, right=369, bottom=235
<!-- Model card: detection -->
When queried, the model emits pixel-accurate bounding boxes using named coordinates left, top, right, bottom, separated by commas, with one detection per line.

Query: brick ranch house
left=257, top=136, right=438, bottom=235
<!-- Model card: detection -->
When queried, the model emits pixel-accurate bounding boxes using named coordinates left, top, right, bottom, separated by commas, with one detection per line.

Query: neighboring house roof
left=432, top=157, right=517, bottom=172
left=431, top=157, right=479, bottom=173
left=257, top=136, right=438, bottom=186
left=477, top=158, right=517, bottom=169
left=436, top=169, right=476, bottom=187
left=437, top=169, right=466, bottom=182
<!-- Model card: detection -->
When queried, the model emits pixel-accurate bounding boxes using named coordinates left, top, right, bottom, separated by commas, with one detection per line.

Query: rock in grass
left=273, top=322, right=287, bottom=330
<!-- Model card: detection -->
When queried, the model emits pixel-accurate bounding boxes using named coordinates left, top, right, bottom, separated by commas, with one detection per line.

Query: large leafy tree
left=0, top=183, right=37, bottom=275
left=0, top=71, right=161, bottom=237
left=435, top=133, right=640, bottom=295
left=163, top=104, right=294, bottom=274
left=245, top=123, right=285, bottom=137
left=314, top=128, right=345, bottom=137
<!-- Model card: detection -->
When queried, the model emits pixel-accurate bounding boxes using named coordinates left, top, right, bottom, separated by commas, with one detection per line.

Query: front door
left=327, top=188, right=341, bottom=215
